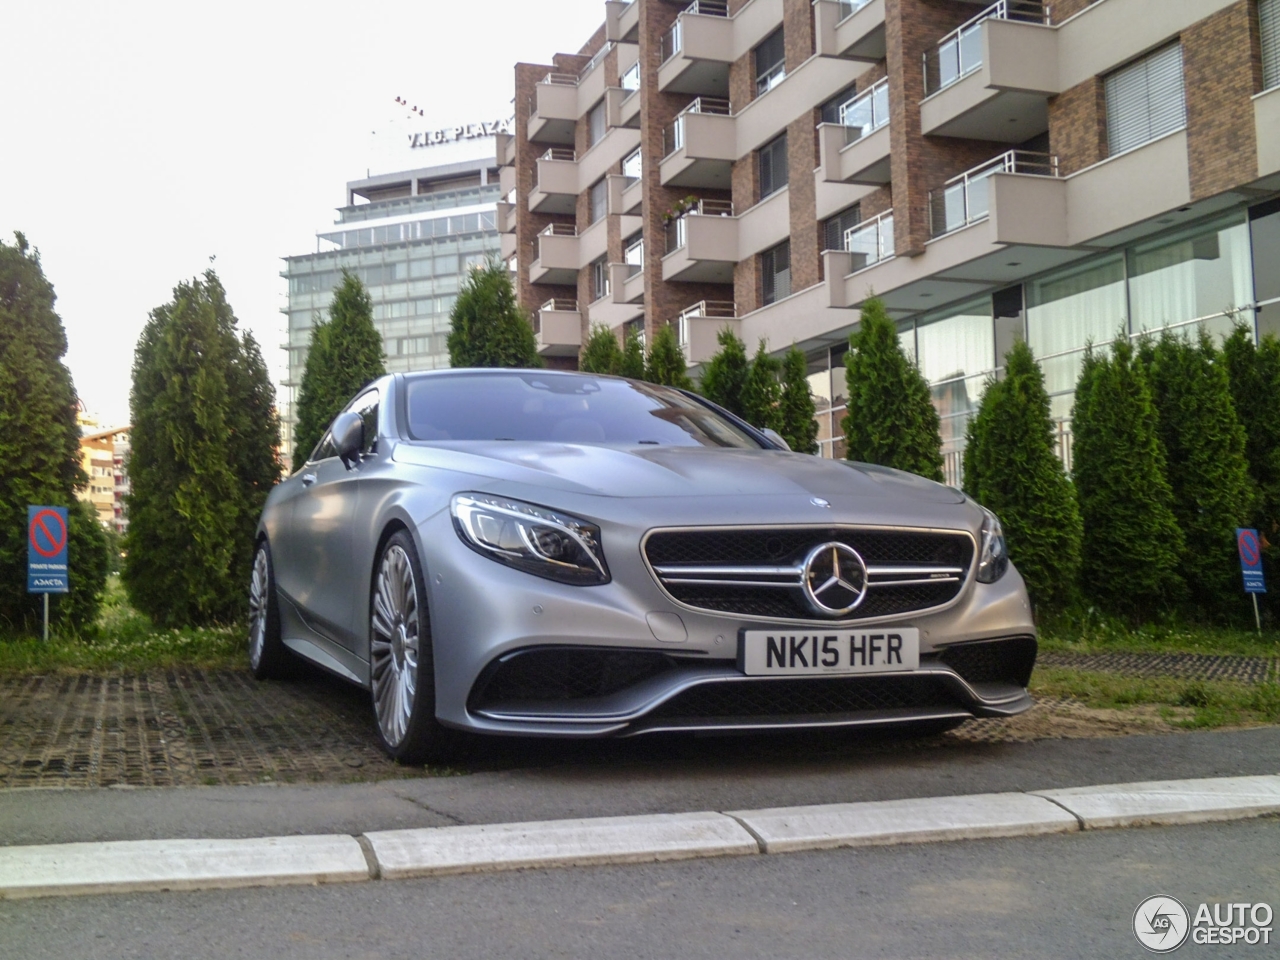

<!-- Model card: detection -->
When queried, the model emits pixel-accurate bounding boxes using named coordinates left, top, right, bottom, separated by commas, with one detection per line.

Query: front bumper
left=458, top=636, right=1036, bottom=738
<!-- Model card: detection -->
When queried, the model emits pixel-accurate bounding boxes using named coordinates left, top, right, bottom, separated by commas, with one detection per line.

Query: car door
left=289, top=389, right=380, bottom=650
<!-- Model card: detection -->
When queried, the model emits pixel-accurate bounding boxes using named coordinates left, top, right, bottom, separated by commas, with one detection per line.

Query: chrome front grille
left=644, top=526, right=974, bottom=621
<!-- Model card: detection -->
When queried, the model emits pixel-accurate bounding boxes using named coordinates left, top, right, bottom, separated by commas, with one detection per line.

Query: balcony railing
left=534, top=299, right=579, bottom=335
left=539, top=222, right=578, bottom=237
left=664, top=199, right=734, bottom=253
left=581, top=41, right=615, bottom=78
left=928, top=150, right=1058, bottom=238
left=540, top=72, right=579, bottom=87
left=622, top=147, right=642, bottom=179
left=676, top=301, right=737, bottom=350
left=530, top=149, right=576, bottom=191
left=663, top=97, right=732, bottom=155
left=831, top=0, right=874, bottom=21
left=756, top=60, right=786, bottom=96
left=625, top=237, right=645, bottom=268
left=843, top=209, right=894, bottom=269
left=661, top=0, right=729, bottom=63
left=834, top=77, right=889, bottom=145
left=922, top=0, right=1048, bottom=95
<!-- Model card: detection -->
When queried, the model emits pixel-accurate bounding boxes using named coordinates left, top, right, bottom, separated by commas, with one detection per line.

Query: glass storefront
left=812, top=208, right=1264, bottom=479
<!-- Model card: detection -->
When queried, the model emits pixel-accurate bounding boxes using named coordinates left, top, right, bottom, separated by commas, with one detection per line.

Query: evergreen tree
left=447, top=259, right=541, bottom=369
left=962, top=340, right=1081, bottom=612
left=645, top=324, right=694, bottom=389
left=579, top=324, right=623, bottom=374
left=842, top=298, right=944, bottom=481
left=619, top=328, right=647, bottom=379
left=741, top=340, right=783, bottom=432
left=1071, top=338, right=1184, bottom=619
left=123, top=271, right=280, bottom=627
left=0, top=232, right=108, bottom=631
left=698, top=327, right=750, bottom=417
left=1144, top=331, right=1255, bottom=616
left=1223, top=325, right=1280, bottom=599
left=292, top=272, right=385, bottom=471
left=779, top=346, right=819, bottom=454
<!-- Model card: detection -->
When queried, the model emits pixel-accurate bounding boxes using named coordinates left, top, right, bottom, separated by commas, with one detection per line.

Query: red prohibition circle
left=1238, top=530, right=1260, bottom=567
left=29, top=510, right=67, bottom=558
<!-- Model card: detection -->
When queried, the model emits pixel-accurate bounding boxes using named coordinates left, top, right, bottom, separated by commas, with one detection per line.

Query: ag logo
left=1133, top=895, right=1190, bottom=953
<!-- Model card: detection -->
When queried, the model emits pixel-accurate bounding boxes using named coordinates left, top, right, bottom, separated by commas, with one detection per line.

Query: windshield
left=403, top=372, right=762, bottom=448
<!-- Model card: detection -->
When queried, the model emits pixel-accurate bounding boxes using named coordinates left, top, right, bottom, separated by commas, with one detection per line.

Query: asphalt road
left=2, top=726, right=1279, bottom=847
left=4, top=817, right=1278, bottom=960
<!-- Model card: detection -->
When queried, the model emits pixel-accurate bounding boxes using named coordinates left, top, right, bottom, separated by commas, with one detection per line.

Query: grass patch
left=1038, top=608, right=1280, bottom=659
left=1031, top=666, right=1280, bottom=730
left=0, top=576, right=245, bottom=675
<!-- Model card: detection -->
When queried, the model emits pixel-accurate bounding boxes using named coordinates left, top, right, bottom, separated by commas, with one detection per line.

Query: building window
left=761, top=240, right=791, bottom=305
left=589, top=178, right=608, bottom=224
left=823, top=205, right=861, bottom=253
left=587, top=99, right=607, bottom=148
left=621, top=61, right=640, bottom=92
left=590, top=257, right=611, bottom=302
left=1262, top=0, right=1280, bottom=91
left=758, top=133, right=788, bottom=200
left=622, top=147, right=642, bottom=179
left=624, top=233, right=644, bottom=268
left=1105, top=43, right=1186, bottom=156
left=755, top=28, right=786, bottom=96
left=1127, top=214, right=1252, bottom=338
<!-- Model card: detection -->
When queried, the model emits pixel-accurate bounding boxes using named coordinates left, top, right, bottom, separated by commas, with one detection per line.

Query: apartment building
left=499, top=0, right=1280, bottom=481
left=77, top=425, right=131, bottom=533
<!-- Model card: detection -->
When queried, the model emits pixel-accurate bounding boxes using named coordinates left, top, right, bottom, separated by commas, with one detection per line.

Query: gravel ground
left=0, top=652, right=1275, bottom=789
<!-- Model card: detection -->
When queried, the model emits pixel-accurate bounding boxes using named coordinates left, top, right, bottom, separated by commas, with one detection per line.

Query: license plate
left=740, top=629, right=920, bottom=676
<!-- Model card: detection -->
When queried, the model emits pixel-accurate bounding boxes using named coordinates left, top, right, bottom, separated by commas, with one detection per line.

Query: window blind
left=1105, top=43, right=1185, bottom=156
left=761, top=240, right=791, bottom=305
left=1262, top=0, right=1280, bottom=91
left=759, top=133, right=788, bottom=199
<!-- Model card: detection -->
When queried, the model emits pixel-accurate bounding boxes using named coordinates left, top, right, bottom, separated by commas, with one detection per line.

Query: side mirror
left=761, top=427, right=791, bottom=451
left=332, top=411, right=364, bottom=469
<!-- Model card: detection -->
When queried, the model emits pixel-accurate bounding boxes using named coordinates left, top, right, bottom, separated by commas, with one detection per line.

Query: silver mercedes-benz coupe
left=249, top=369, right=1036, bottom=763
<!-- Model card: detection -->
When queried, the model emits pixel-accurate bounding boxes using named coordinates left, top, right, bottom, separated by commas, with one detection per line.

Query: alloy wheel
left=370, top=544, right=421, bottom=747
left=248, top=546, right=270, bottom=669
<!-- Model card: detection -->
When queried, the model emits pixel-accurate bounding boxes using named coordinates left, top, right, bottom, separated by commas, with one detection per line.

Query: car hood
left=392, top=441, right=965, bottom=504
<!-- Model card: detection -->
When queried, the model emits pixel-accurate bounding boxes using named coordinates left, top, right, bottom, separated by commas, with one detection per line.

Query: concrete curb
left=366, top=811, right=758, bottom=879
left=1, top=773, right=1277, bottom=900
left=0, top=834, right=370, bottom=900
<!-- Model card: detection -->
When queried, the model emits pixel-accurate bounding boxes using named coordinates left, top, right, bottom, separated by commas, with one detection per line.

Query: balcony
left=1257, top=85, right=1280, bottom=179
left=528, top=148, right=577, bottom=215
left=496, top=200, right=516, bottom=234
left=928, top=151, right=1058, bottom=238
left=662, top=200, right=737, bottom=283
left=606, top=0, right=640, bottom=43
left=658, top=1, right=732, bottom=97
left=535, top=300, right=582, bottom=358
left=813, top=0, right=885, bottom=62
left=610, top=260, right=647, bottom=306
left=816, top=78, right=891, bottom=185
left=659, top=98, right=735, bottom=189
left=495, top=131, right=516, bottom=168
left=920, top=0, right=1056, bottom=142
left=676, top=301, right=740, bottom=364
left=527, top=73, right=578, bottom=145
left=529, top=224, right=579, bottom=286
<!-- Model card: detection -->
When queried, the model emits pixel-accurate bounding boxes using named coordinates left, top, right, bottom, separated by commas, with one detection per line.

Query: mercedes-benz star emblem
left=802, top=542, right=869, bottom=617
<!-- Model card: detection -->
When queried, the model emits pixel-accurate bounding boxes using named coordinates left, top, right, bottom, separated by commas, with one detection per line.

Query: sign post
left=1236, top=527, right=1266, bottom=637
left=27, top=506, right=69, bottom=642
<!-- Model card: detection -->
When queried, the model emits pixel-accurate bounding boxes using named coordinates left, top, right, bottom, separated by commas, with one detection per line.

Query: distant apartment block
left=499, top=0, right=1280, bottom=481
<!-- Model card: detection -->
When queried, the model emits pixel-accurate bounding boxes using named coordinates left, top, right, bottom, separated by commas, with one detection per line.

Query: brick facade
left=1184, top=0, right=1260, bottom=200
left=1048, top=77, right=1107, bottom=175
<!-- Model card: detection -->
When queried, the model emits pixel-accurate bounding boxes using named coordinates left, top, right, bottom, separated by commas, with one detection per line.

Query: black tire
left=369, top=530, right=458, bottom=765
left=248, top=539, right=290, bottom=680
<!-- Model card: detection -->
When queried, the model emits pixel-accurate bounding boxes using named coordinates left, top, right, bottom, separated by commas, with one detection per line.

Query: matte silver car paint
left=257, top=371, right=1037, bottom=738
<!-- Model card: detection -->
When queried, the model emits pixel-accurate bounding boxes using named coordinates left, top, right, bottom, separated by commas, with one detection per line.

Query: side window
left=310, top=431, right=337, bottom=463
left=350, top=390, right=381, bottom=456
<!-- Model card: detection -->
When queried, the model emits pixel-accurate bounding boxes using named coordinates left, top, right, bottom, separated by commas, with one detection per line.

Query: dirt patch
left=951, top=697, right=1192, bottom=743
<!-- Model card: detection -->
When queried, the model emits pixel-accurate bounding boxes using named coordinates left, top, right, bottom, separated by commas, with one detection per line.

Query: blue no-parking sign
left=1237, top=527, right=1266, bottom=595
left=27, top=505, right=69, bottom=594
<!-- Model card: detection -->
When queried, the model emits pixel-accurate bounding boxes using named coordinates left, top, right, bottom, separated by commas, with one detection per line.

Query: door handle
left=301, top=473, right=317, bottom=487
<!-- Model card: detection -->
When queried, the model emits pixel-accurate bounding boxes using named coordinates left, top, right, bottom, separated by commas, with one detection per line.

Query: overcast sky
left=1, top=1, right=603, bottom=428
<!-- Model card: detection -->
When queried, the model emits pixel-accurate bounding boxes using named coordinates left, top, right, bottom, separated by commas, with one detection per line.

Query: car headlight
left=450, top=493, right=610, bottom=585
left=976, top=508, right=1009, bottom=584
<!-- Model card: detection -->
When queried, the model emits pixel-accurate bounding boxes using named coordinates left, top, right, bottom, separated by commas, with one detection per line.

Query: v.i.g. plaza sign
left=409, top=118, right=513, bottom=149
